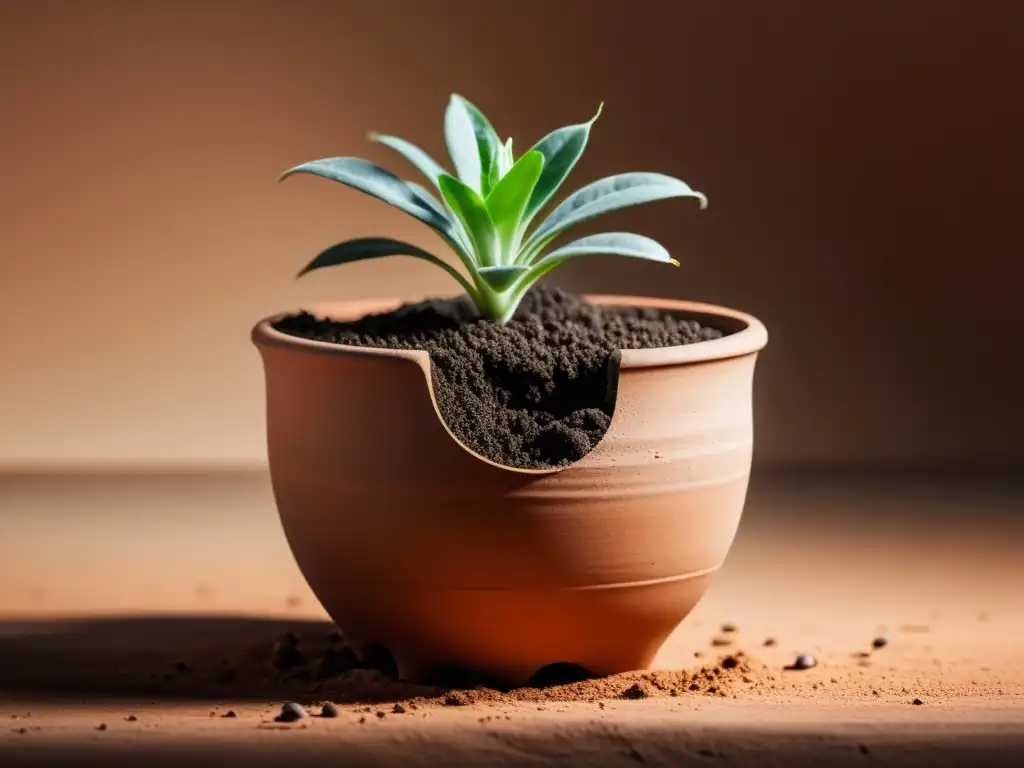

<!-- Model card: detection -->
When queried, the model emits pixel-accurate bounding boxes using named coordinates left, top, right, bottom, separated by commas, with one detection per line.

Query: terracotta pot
left=252, top=294, right=768, bottom=686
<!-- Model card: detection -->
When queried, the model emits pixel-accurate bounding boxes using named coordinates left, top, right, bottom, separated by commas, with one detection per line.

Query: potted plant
left=252, top=94, right=767, bottom=686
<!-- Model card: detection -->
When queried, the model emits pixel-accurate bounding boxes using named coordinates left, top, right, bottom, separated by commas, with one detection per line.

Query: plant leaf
left=368, top=133, right=449, bottom=191
left=280, top=157, right=453, bottom=235
left=499, top=138, right=514, bottom=176
left=404, top=180, right=448, bottom=219
left=444, top=94, right=502, bottom=195
left=508, top=233, right=677, bottom=307
left=486, top=137, right=515, bottom=193
left=477, top=264, right=529, bottom=292
left=536, top=232, right=675, bottom=266
left=523, top=172, right=707, bottom=257
left=438, top=173, right=498, bottom=266
left=297, top=237, right=479, bottom=298
left=484, top=150, right=544, bottom=262
left=279, top=157, right=477, bottom=274
left=536, top=173, right=708, bottom=239
left=405, top=179, right=473, bottom=253
left=521, top=102, right=602, bottom=226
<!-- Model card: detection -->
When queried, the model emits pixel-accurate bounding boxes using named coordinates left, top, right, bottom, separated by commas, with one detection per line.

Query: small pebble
left=376, top=711, right=386, bottom=719
left=912, top=698, right=923, bottom=706
left=392, top=703, right=406, bottom=714
left=274, top=702, right=307, bottom=723
left=786, top=654, right=817, bottom=671
left=221, top=710, right=237, bottom=718
left=319, top=702, right=339, bottom=718
left=124, top=715, right=138, bottom=722
left=721, top=656, right=739, bottom=669
left=720, top=623, right=739, bottom=633
left=763, top=638, right=777, bottom=647
left=872, top=636, right=889, bottom=649
left=96, top=723, right=107, bottom=731
left=711, top=636, right=733, bottom=647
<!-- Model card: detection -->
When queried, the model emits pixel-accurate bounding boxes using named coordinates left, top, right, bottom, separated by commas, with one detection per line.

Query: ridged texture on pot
left=253, top=295, right=767, bottom=685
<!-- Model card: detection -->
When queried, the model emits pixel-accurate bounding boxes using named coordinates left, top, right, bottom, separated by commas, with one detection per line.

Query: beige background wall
left=0, top=0, right=1020, bottom=468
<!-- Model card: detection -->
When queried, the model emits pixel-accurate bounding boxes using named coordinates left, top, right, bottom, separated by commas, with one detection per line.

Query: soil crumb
left=273, top=286, right=724, bottom=469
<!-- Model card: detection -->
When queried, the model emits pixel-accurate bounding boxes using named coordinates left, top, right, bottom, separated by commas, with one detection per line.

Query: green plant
left=279, top=94, right=707, bottom=324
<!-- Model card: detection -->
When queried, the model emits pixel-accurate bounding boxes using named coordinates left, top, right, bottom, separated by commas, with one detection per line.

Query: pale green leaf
left=438, top=173, right=498, bottom=266
left=280, top=157, right=452, bottom=235
left=478, top=264, right=529, bottom=292
left=498, top=138, right=514, bottom=177
left=444, top=94, right=502, bottom=194
left=535, top=232, right=675, bottom=267
left=404, top=180, right=448, bottom=219
left=405, top=180, right=472, bottom=253
left=524, top=172, right=707, bottom=256
left=368, top=133, right=448, bottom=191
left=522, top=103, right=602, bottom=225
left=484, top=150, right=544, bottom=261
left=507, top=233, right=677, bottom=309
left=279, top=157, right=475, bottom=273
left=297, top=237, right=479, bottom=298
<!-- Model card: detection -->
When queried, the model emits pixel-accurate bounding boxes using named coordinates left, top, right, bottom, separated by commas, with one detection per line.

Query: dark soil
left=273, top=287, right=724, bottom=469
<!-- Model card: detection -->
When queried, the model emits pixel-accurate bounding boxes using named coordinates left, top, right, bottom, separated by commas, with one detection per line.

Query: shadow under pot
left=251, top=294, right=768, bottom=687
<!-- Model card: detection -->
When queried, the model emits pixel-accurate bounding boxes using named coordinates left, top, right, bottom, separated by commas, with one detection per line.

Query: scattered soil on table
left=136, top=626, right=771, bottom=707
left=273, top=287, right=724, bottom=469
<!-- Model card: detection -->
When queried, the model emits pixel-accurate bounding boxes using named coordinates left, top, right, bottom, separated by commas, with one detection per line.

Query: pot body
left=252, top=295, right=767, bottom=685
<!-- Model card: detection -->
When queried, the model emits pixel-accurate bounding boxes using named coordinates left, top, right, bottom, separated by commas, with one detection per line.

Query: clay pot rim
left=252, top=294, right=767, bottom=476
left=252, top=293, right=767, bottom=367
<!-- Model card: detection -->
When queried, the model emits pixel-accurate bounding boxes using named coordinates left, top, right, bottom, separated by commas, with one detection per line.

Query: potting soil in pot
left=273, top=287, right=723, bottom=469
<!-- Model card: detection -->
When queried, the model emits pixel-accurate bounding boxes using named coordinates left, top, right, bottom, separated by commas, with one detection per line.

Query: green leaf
left=444, top=94, right=502, bottom=195
left=536, top=232, right=675, bottom=266
left=522, top=102, right=602, bottom=226
left=297, top=237, right=479, bottom=298
left=404, top=180, right=473, bottom=253
left=477, top=264, right=529, bottom=292
left=508, top=233, right=677, bottom=309
left=403, top=180, right=448, bottom=219
left=499, top=138, right=514, bottom=176
left=523, top=172, right=707, bottom=257
left=486, top=137, right=515, bottom=193
left=438, top=173, right=498, bottom=266
left=280, top=157, right=453, bottom=236
left=279, top=157, right=476, bottom=274
left=368, top=133, right=449, bottom=191
left=484, top=150, right=544, bottom=261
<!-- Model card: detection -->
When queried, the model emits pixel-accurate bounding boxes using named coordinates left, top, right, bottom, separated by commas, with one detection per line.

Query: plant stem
left=474, top=285, right=517, bottom=324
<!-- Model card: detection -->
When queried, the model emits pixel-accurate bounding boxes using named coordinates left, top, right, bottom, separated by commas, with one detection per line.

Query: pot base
left=385, top=648, right=661, bottom=690
left=338, top=571, right=717, bottom=688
